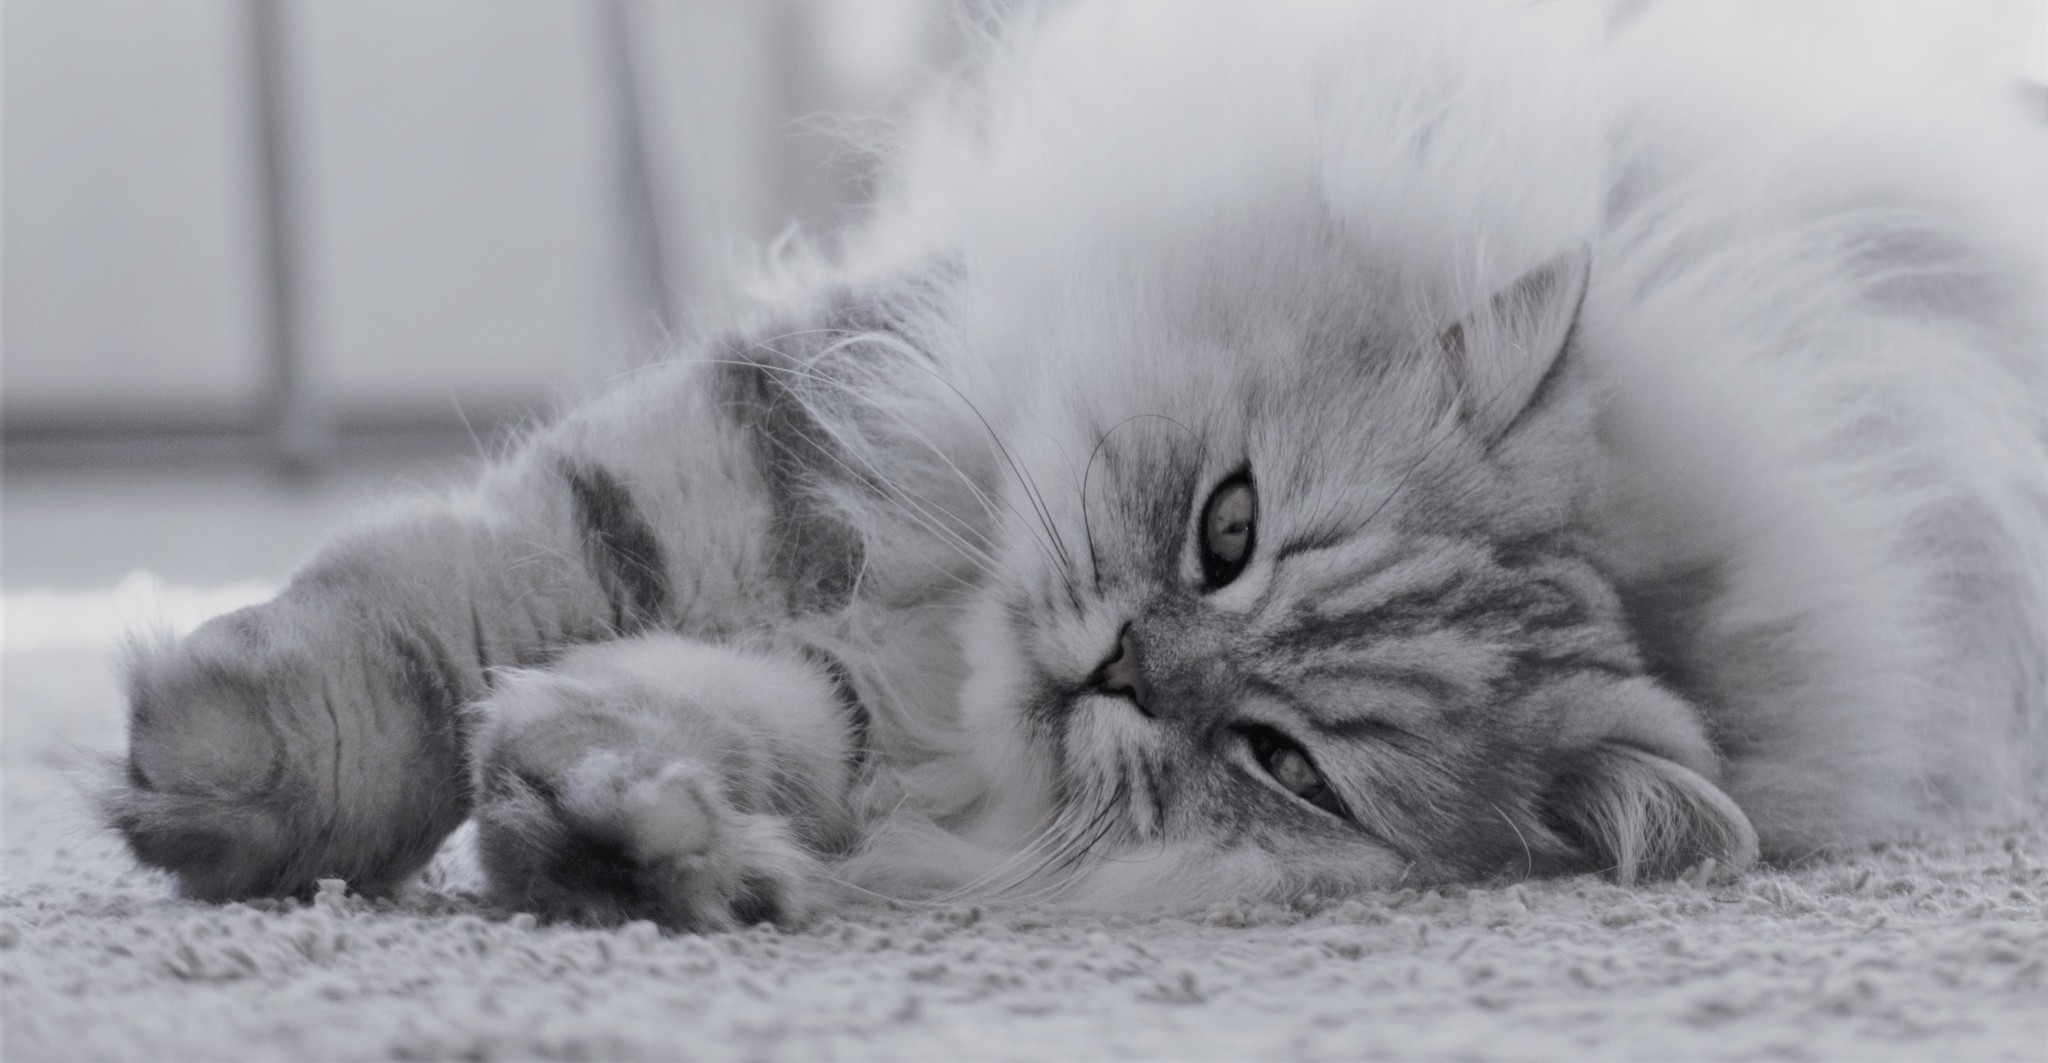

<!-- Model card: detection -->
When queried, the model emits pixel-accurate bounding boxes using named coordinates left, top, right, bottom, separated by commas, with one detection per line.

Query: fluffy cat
left=105, top=0, right=2048, bottom=927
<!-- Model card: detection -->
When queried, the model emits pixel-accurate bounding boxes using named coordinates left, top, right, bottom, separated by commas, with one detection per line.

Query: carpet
left=4, top=581, right=2045, bottom=1062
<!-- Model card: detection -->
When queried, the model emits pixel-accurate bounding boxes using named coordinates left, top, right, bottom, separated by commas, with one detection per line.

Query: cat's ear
left=1541, top=742, right=1758, bottom=884
left=1438, top=246, right=1590, bottom=442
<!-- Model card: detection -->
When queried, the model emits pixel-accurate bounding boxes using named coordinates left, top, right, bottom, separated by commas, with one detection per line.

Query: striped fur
left=106, top=1, right=2045, bottom=923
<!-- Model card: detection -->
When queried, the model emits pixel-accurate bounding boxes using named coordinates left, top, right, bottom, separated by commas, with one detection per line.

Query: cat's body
left=107, top=0, right=2048, bottom=925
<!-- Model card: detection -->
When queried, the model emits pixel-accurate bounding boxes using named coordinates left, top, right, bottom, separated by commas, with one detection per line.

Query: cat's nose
left=1089, top=625, right=1151, bottom=715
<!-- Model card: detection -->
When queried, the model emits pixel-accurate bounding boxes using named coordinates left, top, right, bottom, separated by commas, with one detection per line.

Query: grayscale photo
left=4, top=1, right=2045, bottom=1059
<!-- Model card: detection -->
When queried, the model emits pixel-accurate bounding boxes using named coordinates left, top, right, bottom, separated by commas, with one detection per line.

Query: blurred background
left=3, top=0, right=970, bottom=612
left=0, top=0, right=2043, bottom=628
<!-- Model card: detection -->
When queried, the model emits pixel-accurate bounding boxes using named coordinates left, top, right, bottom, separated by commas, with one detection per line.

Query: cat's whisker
left=1027, top=780, right=1130, bottom=896
left=970, top=412, right=1083, bottom=600
left=1354, top=332, right=1566, bottom=540
left=980, top=793, right=1116, bottom=901
left=1490, top=800, right=1535, bottom=881
left=791, top=362, right=1058, bottom=583
left=796, top=444, right=1000, bottom=585
left=1079, top=418, right=1143, bottom=591
left=702, top=345, right=1083, bottom=593
left=1081, top=412, right=1206, bottom=590
left=720, top=380, right=1003, bottom=583
left=1356, top=408, right=1466, bottom=536
left=666, top=352, right=1004, bottom=557
left=810, top=342, right=1087, bottom=594
left=927, top=801, right=1087, bottom=902
left=998, top=444, right=1076, bottom=578
left=820, top=872, right=951, bottom=911
left=978, top=795, right=1102, bottom=891
left=1036, top=800, right=1128, bottom=904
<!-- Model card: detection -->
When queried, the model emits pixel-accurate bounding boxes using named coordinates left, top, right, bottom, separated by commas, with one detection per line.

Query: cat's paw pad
left=475, top=753, right=816, bottom=931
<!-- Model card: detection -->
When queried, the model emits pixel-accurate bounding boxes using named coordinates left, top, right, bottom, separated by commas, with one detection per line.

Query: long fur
left=840, top=0, right=2048, bottom=850
left=106, top=0, right=2047, bottom=922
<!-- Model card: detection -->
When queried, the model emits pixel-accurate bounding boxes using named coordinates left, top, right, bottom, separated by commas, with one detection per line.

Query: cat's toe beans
left=711, top=811, right=819, bottom=930
left=475, top=754, right=817, bottom=932
left=618, top=763, right=719, bottom=863
left=628, top=787, right=818, bottom=931
left=728, top=869, right=802, bottom=929
left=641, top=840, right=809, bottom=932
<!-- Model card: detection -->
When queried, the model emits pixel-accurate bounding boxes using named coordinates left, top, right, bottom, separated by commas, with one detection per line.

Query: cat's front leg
left=471, top=634, right=864, bottom=930
left=102, top=360, right=791, bottom=902
left=103, top=265, right=969, bottom=903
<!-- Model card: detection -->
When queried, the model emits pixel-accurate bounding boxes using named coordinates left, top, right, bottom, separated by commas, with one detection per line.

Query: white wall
left=2, top=0, right=940, bottom=433
left=28, top=0, right=2019, bottom=437
left=4, top=0, right=267, bottom=423
left=290, top=0, right=622, bottom=420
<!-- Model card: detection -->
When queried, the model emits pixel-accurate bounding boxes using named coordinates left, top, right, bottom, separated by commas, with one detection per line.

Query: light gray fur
left=105, top=1, right=2045, bottom=925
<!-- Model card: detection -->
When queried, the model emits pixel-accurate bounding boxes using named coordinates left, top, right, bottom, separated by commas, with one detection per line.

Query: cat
left=104, top=0, right=2048, bottom=928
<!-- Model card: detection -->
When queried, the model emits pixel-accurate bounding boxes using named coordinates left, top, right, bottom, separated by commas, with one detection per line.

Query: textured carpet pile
left=4, top=618, right=2046, bottom=1060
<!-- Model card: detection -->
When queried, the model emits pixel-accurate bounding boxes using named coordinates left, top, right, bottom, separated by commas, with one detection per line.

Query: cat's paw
left=105, top=605, right=473, bottom=900
left=468, top=634, right=859, bottom=930
left=474, top=749, right=820, bottom=931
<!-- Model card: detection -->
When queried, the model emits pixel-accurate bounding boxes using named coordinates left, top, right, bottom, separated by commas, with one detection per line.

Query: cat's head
left=951, top=236, right=1757, bottom=906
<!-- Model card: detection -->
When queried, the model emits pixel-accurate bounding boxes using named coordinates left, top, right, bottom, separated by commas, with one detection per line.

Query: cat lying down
left=105, top=0, right=2047, bottom=928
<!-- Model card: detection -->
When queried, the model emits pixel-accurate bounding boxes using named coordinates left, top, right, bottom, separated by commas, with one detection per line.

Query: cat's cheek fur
left=1515, top=674, right=1758, bottom=882
left=1535, top=673, right=1721, bottom=778
left=955, top=595, right=1061, bottom=830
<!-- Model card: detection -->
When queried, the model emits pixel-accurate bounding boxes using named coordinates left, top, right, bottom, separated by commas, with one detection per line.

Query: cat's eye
left=1199, top=472, right=1257, bottom=588
left=1239, top=724, right=1348, bottom=821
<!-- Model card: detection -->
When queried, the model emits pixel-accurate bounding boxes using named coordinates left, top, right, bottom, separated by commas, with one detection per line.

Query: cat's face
left=955, top=240, right=1752, bottom=905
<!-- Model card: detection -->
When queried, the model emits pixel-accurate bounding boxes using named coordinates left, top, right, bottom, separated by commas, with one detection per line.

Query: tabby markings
left=389, top=627, right=467, bottom=723
left=712, top=350, right=866, bottom=613
left=561, top=462, right=673, bottom=634
left=804, top=647, right=874, bottom=774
